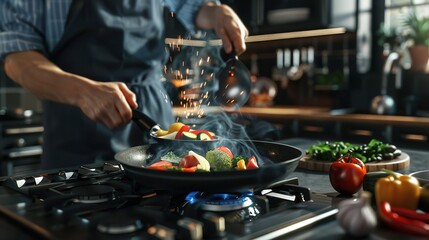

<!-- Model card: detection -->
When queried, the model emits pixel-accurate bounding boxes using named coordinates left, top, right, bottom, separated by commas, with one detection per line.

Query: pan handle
left=131, top=109, right=160, bottom=137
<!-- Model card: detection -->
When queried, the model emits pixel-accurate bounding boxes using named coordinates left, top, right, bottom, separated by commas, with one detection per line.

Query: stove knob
left=202, top=212, right=226, bottom=238
left=32, top=176, right=45, bottom=185
left=11, top=178, right=26, bottom=188
left=57, top=171, right=77, bottom=181
left=147, top=224, right=175, bottom=240
left=14, top=138, right=26, bottom=147
left=103, top=161, right=124, bottom=172
left=177, top=217, right=203, bottom=240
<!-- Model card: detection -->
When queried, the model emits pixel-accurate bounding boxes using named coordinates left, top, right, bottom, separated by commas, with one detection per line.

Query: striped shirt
left=0, top=0, right=217, bottom=60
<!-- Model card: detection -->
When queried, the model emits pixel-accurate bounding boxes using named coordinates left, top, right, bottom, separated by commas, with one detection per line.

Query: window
left=384, top=0, right=429, bottom=31
left=383, top=0, right=429, bottom=69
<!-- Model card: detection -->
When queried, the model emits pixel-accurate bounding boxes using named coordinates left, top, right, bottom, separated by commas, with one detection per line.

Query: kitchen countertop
left=280, top=138, right=427, bottom=194
left=0, top=137, right=425, bottom=239
left=277, top=137, right=428, bottom=240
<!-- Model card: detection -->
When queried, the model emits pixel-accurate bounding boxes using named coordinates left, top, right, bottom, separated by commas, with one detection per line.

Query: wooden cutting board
left=298, top=153, right=410, bottom=172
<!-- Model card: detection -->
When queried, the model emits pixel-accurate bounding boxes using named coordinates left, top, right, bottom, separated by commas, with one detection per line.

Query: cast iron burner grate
left=90, top=208, right=146, bottom=234
left=2, top=161, right=125, bottom=196
left=69, top=185, right=117, bottom=204
left=42, top=180, right=135, bottom=220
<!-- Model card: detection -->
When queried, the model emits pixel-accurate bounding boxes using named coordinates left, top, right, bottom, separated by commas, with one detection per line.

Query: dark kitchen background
left=1, top=0, right=429, bottom=176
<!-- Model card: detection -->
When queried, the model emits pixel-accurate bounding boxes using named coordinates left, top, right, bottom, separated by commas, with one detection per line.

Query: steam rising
left=144, top=110, right=274, bottom=169
left=159, top=34, right=273, bottom=168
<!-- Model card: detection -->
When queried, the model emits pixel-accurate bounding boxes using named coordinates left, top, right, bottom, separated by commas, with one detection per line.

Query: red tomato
left=246, top=155, right=259, bottom=169
left=215, top=146, right=233, bottom=159
left=147, top=160, right=172, bottom=170
left=179, top=155, right=200, bottom=168
left=329, top=155, right=367, bottom=195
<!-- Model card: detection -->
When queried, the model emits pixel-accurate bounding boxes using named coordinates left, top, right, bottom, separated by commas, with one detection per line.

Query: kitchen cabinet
left=215, top=0, right=379, bottom=111
left=393, top=126, right=429, bottom=149
left=396, top=71, right=429, bottom=116
left=294, top=120, right=339, bottom=140
left=221, top=0, right=359, bottom=35
left=340, top=122, right=389, bottom=143
left=0, top=117, right=43, bottom=176
left=232, top=26, right=358, bottom=109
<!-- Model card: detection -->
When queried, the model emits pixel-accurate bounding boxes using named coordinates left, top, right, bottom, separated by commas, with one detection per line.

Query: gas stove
left=0, top=161, right=337, bottom=240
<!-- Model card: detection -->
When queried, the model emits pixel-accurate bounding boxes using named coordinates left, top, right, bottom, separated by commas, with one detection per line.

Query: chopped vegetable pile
left=147, top=146, right=259, bottom=172
left=155, top=122, right=215, bottom=140
left=306, top=139, right=402, bottom=163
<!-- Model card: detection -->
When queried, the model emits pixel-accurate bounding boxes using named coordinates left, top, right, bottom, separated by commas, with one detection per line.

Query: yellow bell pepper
left=375, top=169, right=421, bottom=210
left=236, top=159, right=247, bottom=170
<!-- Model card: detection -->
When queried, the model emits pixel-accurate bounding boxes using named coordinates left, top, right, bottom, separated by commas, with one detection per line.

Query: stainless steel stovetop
left=0, top=161, right=337, bottom=240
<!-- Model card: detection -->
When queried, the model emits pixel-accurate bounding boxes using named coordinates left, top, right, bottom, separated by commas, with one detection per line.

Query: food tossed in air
left=155, top=122, right=216, bottom=140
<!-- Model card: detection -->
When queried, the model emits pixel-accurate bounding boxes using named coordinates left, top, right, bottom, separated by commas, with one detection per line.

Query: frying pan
left=115, top=140, right=304, bottom=193
left=131, top=109, right=219, bottom=144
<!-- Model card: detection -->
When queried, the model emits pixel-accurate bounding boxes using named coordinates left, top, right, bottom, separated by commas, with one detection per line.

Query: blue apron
left=44, top=0, right=174, bottom=169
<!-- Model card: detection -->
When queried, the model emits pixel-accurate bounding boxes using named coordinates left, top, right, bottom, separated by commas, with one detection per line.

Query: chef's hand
left=4, top=50, right=138, bottom=129
left=79, top=81, right=138, bottom=129
left=196, top=2, right=248, bottom=55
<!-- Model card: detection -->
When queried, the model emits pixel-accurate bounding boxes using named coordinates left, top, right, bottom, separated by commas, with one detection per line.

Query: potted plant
left=402, top=9, right=429, bottom=72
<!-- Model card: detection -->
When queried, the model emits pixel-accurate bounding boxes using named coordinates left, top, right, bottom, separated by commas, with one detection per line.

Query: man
left=0, top=0, right=248, bottom=169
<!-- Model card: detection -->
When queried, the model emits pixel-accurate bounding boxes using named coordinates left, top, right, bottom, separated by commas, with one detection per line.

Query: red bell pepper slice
left=181, top=166, right=198, bottom=172
left=147, top=160, right=173, bottom=170
left=175, top=125, right=191, bottom=139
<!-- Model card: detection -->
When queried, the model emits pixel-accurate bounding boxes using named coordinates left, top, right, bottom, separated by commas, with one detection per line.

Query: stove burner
left=183, top=191, right=266, bottom=224
left=185, top=191, right=254, bottom=212
left=93, top=208, right=144, bottom=235
left=71, top=185, right=116, bottom=204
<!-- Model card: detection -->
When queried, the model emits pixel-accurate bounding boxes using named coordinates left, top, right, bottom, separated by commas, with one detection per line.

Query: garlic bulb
left=336, top=191, right=377, bottom=237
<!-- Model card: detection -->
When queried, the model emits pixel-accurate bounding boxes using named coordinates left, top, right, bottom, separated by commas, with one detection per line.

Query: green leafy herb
left=306, top=139, right=401, bottom=163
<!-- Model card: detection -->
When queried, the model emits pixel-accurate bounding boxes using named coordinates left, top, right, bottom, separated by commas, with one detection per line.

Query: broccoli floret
left=205, top=149, right=232, bottom=171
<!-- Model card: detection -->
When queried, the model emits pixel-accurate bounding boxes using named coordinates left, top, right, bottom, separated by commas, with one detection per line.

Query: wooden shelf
left=173, top=106, right=429, bottom=128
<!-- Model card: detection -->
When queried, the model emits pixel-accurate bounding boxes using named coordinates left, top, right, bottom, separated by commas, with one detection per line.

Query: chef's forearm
left=3, top=50, right=90, bottom=107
